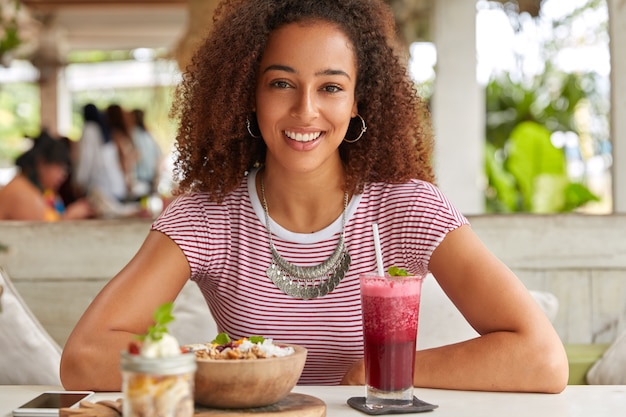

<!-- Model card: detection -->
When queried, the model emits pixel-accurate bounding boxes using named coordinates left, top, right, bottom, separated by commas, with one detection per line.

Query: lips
left=284, top=130, right=323, bottom=143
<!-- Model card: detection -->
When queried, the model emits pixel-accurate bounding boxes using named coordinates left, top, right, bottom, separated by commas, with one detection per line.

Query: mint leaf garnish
left=138, top=302, right=175, bottom=342
left=212, top=332, right=231, bottom=345
left=210, top=333, right=265, bottom=345
left=249, top=336, right=265, bottom=344
left=388, top=266, right=409, bottom=276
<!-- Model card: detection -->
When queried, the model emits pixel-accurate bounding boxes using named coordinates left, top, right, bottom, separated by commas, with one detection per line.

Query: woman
left=74, top=103, right=127, bottom=202
left=105, top=104, right=138, bottom=200
left=129, top=108, right=162, bottom=198
left=0, top=132, right=94, bottom=221
left=61, top=0, right=568, bottom=392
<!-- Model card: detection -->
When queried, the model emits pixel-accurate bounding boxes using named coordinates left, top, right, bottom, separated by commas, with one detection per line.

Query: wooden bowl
left=193, top=343, right=307, bottom=409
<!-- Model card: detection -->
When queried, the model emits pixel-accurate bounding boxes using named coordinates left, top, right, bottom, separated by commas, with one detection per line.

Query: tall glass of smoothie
left=360, top=272, right=423, bottom=409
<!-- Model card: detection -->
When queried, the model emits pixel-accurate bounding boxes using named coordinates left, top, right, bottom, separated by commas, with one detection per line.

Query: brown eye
left=323, top=85, right=342, bottom=93
left=271, top=80, right=292, bottom=89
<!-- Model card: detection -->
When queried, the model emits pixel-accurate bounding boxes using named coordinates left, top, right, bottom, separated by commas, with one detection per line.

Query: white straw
left=372, top=223, right=385, bottom=276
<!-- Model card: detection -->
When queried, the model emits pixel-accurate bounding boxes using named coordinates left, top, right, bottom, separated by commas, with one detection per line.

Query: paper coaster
left=347, top=396, right=438, bottom=415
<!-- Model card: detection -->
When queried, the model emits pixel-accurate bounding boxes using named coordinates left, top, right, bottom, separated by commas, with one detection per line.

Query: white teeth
left=284, top=130, right=322, bottom=142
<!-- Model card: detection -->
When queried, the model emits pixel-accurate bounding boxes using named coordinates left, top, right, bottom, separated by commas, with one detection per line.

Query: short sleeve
left=152, top=194, right=214, bottom=279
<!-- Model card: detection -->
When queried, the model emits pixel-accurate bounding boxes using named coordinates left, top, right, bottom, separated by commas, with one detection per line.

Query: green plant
left=0, top=0, right=22, bottom=62
left=485, top=73, right=601, bottom=213
left=487, top=119, right=599, bottom=213
left=484, top=0, right=608, bottom=213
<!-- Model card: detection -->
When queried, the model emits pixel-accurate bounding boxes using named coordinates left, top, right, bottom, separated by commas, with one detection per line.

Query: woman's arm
left=412, top=224, right=568, bottom=393
left=2, top=178, right=47, bottom=221
left=60, top=230, right=191, bottom=391
left=62, top=198, right=96, bottom=220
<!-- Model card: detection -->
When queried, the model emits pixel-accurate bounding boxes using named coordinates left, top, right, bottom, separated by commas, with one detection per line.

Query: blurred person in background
left=57, top=136, right=82, bottom=207
left=74, top=103, right=127, bottom=202
left=105, top=104, right=138, bottom=201
left=130, top=108, right=162, bottom=199
left=0, top=131, right=95, bottom=221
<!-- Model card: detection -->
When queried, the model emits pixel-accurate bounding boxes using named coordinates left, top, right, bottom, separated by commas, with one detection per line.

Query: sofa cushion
left=0, top=267, right=62, bottom=385
left=565, top=343, right=610, bottom=385
left=586, top=330, right=626, bottom=384
left=169, top=280, right=217, bottom=345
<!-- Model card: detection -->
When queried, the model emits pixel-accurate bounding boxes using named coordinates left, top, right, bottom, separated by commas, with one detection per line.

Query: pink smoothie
left=361, top=276, right=421, bottom=391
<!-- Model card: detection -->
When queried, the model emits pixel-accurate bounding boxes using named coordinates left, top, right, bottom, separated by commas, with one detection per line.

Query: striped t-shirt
left=152, top=168, right=468, bottom=385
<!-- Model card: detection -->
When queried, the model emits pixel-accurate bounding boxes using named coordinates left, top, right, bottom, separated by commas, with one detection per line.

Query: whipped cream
left=140, top=333, right=181, bottom=358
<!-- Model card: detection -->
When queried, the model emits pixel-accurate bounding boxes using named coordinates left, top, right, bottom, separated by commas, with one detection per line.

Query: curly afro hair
left=171, top=0, right=435, bottom=201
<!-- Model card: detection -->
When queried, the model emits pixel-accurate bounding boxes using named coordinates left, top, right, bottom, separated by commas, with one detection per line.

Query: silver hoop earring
left=343, top=114, right=367, bottom=143
left=246, top=117, right=262, bottom=139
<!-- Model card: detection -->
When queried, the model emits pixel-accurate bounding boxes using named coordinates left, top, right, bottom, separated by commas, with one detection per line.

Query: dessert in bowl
left=121, top=303, right=196, bottom=417
left=186, top=336, right=307, bottom=409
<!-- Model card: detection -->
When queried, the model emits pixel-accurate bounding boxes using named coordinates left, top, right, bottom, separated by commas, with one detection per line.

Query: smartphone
left=12, top=391, right=94, bottom=417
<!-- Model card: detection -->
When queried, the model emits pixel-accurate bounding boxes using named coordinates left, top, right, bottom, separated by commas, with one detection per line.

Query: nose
left=290, top=88, right=319, bottom=121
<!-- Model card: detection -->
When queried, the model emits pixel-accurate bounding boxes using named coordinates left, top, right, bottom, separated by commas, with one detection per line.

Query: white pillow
left=530, top=290, right=559, bottom=323
left=0, top=267, right=62, bottom=385
left=418, top=275, right=479, bottom=349
left=586, top=330, right=626, bottom=384
left=169, top=280, right=218, bottom=345
left=417, top=274, right=559, bottom=349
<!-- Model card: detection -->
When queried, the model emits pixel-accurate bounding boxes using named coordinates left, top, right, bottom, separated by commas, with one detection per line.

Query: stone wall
left=1, top=215, right=625, bottom=346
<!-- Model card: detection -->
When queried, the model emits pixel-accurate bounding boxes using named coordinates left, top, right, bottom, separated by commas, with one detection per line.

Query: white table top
left=2, top=385, right=626, bottom=417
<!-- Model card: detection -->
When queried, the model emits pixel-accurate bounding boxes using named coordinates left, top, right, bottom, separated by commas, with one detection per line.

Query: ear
left=351, top=101, right=358, bottom=118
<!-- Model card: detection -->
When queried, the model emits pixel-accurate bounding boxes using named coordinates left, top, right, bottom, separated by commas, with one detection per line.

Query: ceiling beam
left=21, top=0, right=185, bottom=6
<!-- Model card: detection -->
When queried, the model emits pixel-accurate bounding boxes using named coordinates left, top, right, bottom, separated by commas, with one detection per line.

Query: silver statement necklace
left=260, top=174, right=351, bottom=299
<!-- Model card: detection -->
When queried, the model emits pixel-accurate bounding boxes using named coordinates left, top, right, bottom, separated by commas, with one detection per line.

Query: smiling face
left=255, top=20, right=358, bottom=175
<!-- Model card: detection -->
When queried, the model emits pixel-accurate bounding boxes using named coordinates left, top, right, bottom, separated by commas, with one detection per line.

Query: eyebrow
left=262, top=64, right=352, bottom=80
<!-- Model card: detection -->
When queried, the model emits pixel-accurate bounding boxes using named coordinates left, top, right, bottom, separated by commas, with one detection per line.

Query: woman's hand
left=63, top=198, right=97, bottom=219
left=341, top=358, right=365, bottom=385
